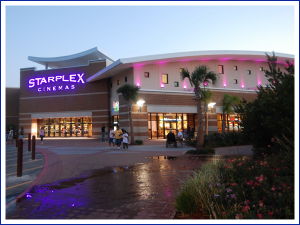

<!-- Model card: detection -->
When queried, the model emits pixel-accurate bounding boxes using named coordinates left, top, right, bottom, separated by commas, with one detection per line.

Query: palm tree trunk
left=197, top=98, right=204, bottom=149
left=222, top=113, right=225, bottom=133
left=205, top=110, right=208, bottom=135
left=128, top=102, right=135, bottom=145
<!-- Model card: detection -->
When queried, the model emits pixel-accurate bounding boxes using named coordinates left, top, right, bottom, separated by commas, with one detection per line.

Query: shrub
left=204, top=132, right=251, bottom=148
left=135, top=140, right=143, bottom=145
left=174, top=161, right=225, bottom=216
left=175, top=150, right=294, bottom=219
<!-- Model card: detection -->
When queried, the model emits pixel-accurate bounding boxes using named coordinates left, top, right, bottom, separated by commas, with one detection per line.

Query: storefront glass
left=217, top=114, right=242, bottom=133
left=148, top=113, right=196, bottom=139
left=37, top=117, right=92, bottom=137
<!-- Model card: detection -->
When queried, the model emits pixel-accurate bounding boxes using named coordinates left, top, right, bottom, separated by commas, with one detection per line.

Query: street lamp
left=208, top=102, right=216, bottom=113
left=137, top=100, right=145, bottom=113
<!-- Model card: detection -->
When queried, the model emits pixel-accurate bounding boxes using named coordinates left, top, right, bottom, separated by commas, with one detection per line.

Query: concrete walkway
left=6, top=138, right=253, bottom=220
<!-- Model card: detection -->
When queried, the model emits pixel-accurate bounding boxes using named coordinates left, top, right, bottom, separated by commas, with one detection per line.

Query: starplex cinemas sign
left=28, top=73, right=85, bottom=92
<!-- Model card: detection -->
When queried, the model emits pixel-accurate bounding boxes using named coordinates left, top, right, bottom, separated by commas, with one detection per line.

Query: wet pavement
left=5, top=138, right=253, bottom=220
left=6, top=155, right=225, bottom=219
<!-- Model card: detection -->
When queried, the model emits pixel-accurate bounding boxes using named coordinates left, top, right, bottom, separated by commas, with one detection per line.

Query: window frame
left=234, top=79, right=238, bottom=84
left=117, top=80, right=120, bottom=85
left=247, top=70, right=251, bottom=75
left=162, top=73, right=168, bottom=84
left=260, top=67, right=263, bottom=71
left=174, top=81, right=179, bottom=87
left=144, top=72, right=149, bottom=78
left=234, top=66, right=238, bottom=71
left=218, top=65, right=224, bottom=74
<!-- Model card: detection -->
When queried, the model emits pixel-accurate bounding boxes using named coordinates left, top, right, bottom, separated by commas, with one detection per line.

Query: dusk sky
left=3, top=2, right=298, bottom=88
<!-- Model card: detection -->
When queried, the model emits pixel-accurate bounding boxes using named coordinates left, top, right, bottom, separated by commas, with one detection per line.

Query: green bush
left=135, top=140, right=143, bottom=145
left=174, top=161, right=224, bottom=216
left=204, top=132, right=251, bottom=148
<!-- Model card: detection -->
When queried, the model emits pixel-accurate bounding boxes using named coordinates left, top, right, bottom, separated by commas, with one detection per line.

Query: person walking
left=8, top=127, right=14, bottom=144
left=122, top=130, right=129, bottom=149
left=40, top=127, right=45, bottom=145
left=19, top=127, right=25, bottom=143
left=114, top=126, right=123, bottom=150
left=101, top=124, right=106, bottom=142
left=108, top=127, right=115, bottom=149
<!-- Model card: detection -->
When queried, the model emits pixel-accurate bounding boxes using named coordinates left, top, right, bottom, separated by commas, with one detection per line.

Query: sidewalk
left=6, top=138, right=253, bottom=219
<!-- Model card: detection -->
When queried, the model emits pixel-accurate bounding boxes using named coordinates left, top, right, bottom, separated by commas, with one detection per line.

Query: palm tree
left=181, top=66, right=219, bottom=149
left=202, top=90, right=214, bottom=135
left=220, top=94, right=241, bottom=133
left=116, top=84, right=140, bottom=145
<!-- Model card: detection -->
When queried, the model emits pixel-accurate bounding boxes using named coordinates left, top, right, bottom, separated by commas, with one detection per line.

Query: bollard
left=32, top=135, right=36, bottom=160
left=28, top=133, right=31, bottom=152
left=16, top=133, right=19, bottom=148
left=17, top=139, right=23, bottom=177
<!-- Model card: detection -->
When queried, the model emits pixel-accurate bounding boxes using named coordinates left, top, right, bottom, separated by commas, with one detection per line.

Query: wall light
left=183, top=85, right=187, bottom=90
left=223, top=84, right=227, bottom=88
left=208, top=102, right=216, bottom=113
left=161, top=84, right=164, bottom=89
left=136, top=83, right=140, bottom=89
left=137, top=100, right=145, bottom=113
left=242, top=85, right=244, bottom=89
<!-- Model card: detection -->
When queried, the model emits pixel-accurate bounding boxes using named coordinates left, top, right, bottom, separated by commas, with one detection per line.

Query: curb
left=6, top=149, right=48, bottom=209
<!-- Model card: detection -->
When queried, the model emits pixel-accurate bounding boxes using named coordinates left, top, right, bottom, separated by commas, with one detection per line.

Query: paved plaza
left=5, top=138, right=253, bottom=220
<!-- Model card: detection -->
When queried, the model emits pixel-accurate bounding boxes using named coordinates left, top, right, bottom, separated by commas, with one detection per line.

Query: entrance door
left=55, top=124, right=60, bottom=137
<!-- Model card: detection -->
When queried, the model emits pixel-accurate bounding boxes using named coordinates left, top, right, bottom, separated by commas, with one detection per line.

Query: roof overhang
left=87, top=50, right=294, bottom=82
left=28, top=47, right=115, bottom=69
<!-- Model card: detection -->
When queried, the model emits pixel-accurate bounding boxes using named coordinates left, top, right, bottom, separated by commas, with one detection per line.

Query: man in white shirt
left=177, top=129, right=183, bottom=147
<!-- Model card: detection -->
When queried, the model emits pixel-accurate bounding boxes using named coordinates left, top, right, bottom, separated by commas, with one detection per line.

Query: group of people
left=108, top=125, right=129, bottom=150
left=166, top=129, right=184, bottom=147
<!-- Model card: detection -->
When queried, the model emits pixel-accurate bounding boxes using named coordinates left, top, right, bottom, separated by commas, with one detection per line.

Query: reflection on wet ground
left=7, top=155, right=238, bottom=219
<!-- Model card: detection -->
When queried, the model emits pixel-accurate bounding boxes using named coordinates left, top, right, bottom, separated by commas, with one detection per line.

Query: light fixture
left=223, top=84, right=226, bottom=88
left=137, top=100, right=145, bottom=113
left=242, top=85, right=244, bottom=89
left=208, top=102, right=216, bottom=113
left=183, top=85, right=187, bottom=90
left=136, top=83, right=140, bottom=89
left=161, top=84, right=164, bottom=89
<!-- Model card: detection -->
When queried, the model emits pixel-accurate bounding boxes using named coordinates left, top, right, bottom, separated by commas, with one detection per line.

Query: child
left=108, top=127, right=115, bottom=149
left=122, top=130, right=129, bottom=149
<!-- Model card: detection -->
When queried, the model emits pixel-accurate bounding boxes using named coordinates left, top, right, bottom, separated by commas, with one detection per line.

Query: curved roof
left=87, top=50, right=294, bottom=82
left=28, top=47, right=115, bottom=69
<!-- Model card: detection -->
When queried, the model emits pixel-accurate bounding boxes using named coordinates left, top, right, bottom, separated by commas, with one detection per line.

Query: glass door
left=55, top=124, right=60, bottom=137
left=49, top=125, right=55, bottom=137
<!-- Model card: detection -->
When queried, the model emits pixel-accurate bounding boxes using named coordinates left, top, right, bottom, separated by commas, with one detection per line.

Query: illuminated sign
left=28, top=73, right=85, bottom=92
left=113, top=101, right=119, bottom=112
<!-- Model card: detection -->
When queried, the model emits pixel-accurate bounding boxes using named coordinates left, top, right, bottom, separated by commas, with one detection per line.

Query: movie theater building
left=17, top=47, right=294, bottom=141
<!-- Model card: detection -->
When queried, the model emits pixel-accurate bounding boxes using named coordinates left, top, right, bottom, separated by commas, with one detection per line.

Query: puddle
left=7, top=154, right=250, bottom=219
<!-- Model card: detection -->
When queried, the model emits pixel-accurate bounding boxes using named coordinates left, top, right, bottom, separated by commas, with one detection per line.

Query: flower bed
left=174, top=151, right=294, bottom=219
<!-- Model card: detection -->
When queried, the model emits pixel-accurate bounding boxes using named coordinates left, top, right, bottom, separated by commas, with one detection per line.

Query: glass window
left=234, top=66, right=238, bottom=71
left=218, top=65, right=224, bottom=74
left=180, top=68, right=184, bottom=73
left=174, top=81, right=179, bottom=87
left=260, top=67, right=263, bottom=71
left=144, top=72, right=149, bottom=78
left=183, top=114, right=187, bottom=121
left=117, top=80, right=120, bottom=85
left=162, top=74, right=168, bottom=84
left=234, top=79, right=238, bottom=84
left=247, top=70, right=251, bottom=75
left=125, top=77, right=127, bottom=82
